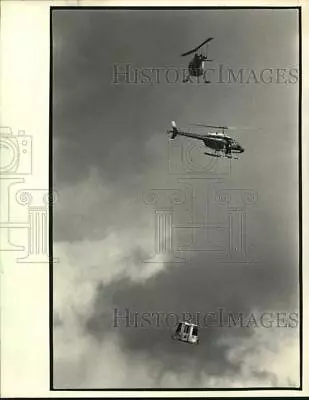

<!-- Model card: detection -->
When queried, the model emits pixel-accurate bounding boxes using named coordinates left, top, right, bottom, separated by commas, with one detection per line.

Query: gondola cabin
left=172, top=321, right=199, bottom=344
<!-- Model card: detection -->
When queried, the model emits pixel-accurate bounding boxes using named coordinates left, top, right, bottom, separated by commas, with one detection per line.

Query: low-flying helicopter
left=181, top=37, right=214, bottom=83
left=167, top=121, right=245, bottom=159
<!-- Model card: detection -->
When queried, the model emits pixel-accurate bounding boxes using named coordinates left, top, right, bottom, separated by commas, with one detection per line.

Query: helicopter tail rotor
left=170, top=121, right=178, bottom=139
left=166, top=121, right=178, bottom=139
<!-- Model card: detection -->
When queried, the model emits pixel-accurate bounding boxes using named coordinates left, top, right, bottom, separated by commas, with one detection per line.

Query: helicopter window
left=184, top=324, right=190, bottom=334
left=192, top=326, right=198, bottom=336
left=175, top=323, right=182, bottom=334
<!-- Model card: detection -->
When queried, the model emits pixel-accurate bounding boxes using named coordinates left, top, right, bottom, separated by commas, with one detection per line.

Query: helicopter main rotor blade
left=191, top=123, right=256, bottom=131
left=192, top=123, right=229, bottom=130
left=180, top=37, right=214, bottom=57
left=227, top=126, right=257, bottom=130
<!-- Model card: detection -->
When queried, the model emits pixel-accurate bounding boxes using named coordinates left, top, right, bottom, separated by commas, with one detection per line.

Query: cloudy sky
left=52, top=8, right=300, bottom=389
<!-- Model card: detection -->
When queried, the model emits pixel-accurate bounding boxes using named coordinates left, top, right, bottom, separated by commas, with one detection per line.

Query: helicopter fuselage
left=169, top=128, right=244, bottom=155
left=203, top=134, right=244, bottom=153
left=181, top=37, right=214, bottom=79
left=188, top=54, right=208, bottom=77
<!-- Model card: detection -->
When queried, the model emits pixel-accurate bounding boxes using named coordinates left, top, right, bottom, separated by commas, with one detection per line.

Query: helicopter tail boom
left=167, top=122, right=210, bottom=141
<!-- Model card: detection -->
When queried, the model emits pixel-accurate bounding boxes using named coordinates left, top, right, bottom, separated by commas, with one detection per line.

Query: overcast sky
left=52, top=8, right=300, bottom=389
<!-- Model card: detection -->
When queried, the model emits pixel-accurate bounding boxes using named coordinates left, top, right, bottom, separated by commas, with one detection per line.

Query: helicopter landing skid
left=204, top=152, right=221, bottom=157
left=224, top=154, right=239, bottom=160
left=204, top=152, right=239, bottom=160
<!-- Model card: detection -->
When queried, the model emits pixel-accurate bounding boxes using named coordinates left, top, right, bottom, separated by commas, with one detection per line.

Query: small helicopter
left=167, top=121, right=245, bottom=159
left=181, top=37, right=214, bottom=83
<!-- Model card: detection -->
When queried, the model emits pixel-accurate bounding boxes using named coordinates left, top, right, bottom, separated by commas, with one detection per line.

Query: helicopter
left=167, top=121, right=245, bottom=159
left=181, top=37, right=214, bottom=83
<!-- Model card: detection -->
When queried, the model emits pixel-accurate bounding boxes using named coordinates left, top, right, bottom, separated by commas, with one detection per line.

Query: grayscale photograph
left=52, top=7, right=301, bottom=390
